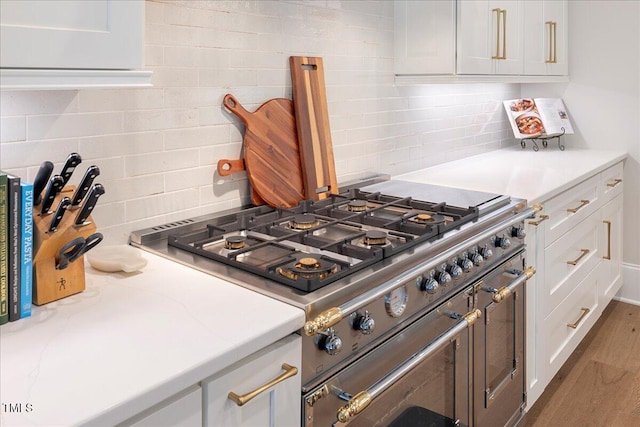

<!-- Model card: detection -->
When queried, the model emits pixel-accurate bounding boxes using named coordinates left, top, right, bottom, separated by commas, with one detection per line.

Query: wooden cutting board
left=220, top=94, right=305, bottom=208
left=290, top=56, right=339, bottom=200
left=216, top=158, right=266, bottom=206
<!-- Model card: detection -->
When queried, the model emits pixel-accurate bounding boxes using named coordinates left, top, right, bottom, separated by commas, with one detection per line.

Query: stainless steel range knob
left=434, top=270, right=452, bottom=285
left=478, top=245, right=493, bottom=260
left=355, top=311, right=375, bottom=335
left=511, top=225, right=526, bottom=239
left=494, top=235, right=511, bottom=249
left=445, top=263, right=463, bottom=279
left=319, top=328, right=343, bottom=356
left=420, top=276, right=439, bottom=294
left=457, top=257, right=473, bottom=273
left=468, top=252, right=484, bottom=266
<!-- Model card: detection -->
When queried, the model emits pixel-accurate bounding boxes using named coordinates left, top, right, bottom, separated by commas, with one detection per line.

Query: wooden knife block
left=32, top=186, right=97, bottom=305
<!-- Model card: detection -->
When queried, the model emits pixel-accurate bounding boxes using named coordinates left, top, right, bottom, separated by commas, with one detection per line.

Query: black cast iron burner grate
left=167, top=189, right=479, bottom=292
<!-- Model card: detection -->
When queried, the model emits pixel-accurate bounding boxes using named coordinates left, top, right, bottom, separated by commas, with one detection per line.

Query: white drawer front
left=544, top=174, right=599, bottom=246
left=545, top=269, right=599, bottom=380
left=544, top=212, right=600, bottom=317
left=600, top=162, right=624, bottom=205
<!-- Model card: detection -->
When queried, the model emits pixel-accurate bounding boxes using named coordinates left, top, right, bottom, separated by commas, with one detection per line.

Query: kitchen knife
left=70, top=165, right=100, bottom=208
left=59, top=152, right=82, bottom=186
left=40, top=175, right=65, bottom=215
left=48, top=196, right=71, bottom=233
left=33, top=160, right=54, bottom=206
left=74, top=183, right=105, bottom=226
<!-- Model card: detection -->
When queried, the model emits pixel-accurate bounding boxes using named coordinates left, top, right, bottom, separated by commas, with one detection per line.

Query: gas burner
left=347, top=199, right=368, bottom=212
left=410, top=213, right=445, bottom=225
left=224, top=235, right=246, bottom=250
left=290, top=214, right=320, bottom=230
left=363, top=230, right=388, bottom=246
left=277, top=256, right=339, bottom=281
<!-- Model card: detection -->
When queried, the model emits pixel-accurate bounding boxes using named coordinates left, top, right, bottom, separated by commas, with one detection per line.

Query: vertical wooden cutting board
left=289, top=56, right=339, bottom=200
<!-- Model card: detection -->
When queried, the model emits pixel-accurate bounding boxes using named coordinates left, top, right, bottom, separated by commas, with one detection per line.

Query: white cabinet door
left=394, top=0, right=456, bottom=75
left=599, top=194, right=623, bottom=305
left=523, top=0, right=568, bottom=75
left=204, top=334, right=301, bottom=427
left=125, top=386, right=202, bottom=427
left=0, top=0, right=143, bottom=69
left=457, top=0, right=524, bottom=75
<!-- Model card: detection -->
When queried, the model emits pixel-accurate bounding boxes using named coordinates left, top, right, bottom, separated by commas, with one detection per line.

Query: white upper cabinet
left=394, top=1, right=456, bottom=75
left=523, top=0, right=569, bottom=75
left=395, top=0, right=569, bottom=83
left=457, top=0, right=524, bottom=75
left=0, top=0, right=151, bottom=90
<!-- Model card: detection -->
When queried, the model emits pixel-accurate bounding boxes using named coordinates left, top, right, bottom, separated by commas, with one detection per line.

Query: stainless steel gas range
left=130, top=177, right=536, bottom=427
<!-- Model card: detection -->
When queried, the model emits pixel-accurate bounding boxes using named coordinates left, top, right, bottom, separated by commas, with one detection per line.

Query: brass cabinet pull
left=567, top=248, right=590, bottom=266
left=607, top=178, right=622, bottom=188
left=603, top=220, right=612, bottom=260
left=567, top=307, right=590, bottom=329
left=528, top=214, right=549, bottom=226
left=228, top=363, right=298, bottom=406
left=492, top=8, right=507, bottom=59
left=545, top=21, right=558, bottom=63
left=567, top=199, right=590, bottom=213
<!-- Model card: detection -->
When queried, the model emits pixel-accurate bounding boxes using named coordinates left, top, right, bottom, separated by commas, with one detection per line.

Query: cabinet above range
left=394, top=0, right=569, bottom=84
left=0, top=0, right=152, bottom=90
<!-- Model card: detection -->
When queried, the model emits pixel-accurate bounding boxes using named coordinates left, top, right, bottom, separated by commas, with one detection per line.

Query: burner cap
left=363, top=230, right=388, bottom=246
left=277, top=257, right=338, bottom=281
left=289, top=214, right=320, bottom=230
left=412, top=212, right=445, bottom=225
left=347, top=199, right=368, bottom=212
left=224, top=235, right=247, bottom=249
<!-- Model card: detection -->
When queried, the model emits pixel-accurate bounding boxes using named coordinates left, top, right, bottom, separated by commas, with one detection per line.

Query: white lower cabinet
left=126, top=386, right=203, bottom=427
left=203, top=334, right=302, bottom=427
left=526, top=161, right=624, bottom=410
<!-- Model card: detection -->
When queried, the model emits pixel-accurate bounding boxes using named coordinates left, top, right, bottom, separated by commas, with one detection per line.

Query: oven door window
left=483, top=294, right=517, bottom=403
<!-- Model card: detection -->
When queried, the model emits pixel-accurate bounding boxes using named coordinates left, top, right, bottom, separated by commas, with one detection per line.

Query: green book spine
left=6, top=173, right=21, bottom=322
left=0, top=173, right=8, bottom=325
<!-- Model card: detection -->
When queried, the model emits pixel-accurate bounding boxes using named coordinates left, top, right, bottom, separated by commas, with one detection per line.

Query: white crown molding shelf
left=394, top=74, right=570, bottom=85
left=0, top=69, right=153, bottom=91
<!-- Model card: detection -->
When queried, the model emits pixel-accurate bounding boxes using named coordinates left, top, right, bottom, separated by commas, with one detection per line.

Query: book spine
left=20, top=182, right=33, bottom=319
left=7, top=174, right=21, bottom=322
left=0, top=173, right=8, bottom=325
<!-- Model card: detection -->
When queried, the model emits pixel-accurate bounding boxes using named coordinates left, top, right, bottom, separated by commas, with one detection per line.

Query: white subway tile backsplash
left=0, top=0, right=520, bottom=245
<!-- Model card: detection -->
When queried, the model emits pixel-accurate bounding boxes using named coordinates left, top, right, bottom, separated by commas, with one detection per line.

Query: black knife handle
left=60, top=152, right=82, bottom=186
left=40, top=175, right=65, bottom=215
left=70, top=165, right=100, bottom=207
left=33, top=161, right=54, bottom=206
left=48, top=196, right=71, bottom=233
left=74, top=183, right=105, bottom=226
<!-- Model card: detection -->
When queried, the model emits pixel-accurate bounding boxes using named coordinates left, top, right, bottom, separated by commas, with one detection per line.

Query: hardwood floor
left=523, top=300, right=640, bottom=427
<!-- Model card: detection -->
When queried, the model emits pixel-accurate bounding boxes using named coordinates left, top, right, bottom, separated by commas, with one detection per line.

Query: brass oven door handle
left=485, top=267, right=535, bottom=303
left=567, top=199, right=590, bottom=213
left=607, top=178, right=623, bottom=188
left=603, top=220, right=612, bottom=260
left=228, top=363, right=298, bottom=406
left=567, top=307, right=590, bottom=329
left=335, top=309, right=482, bottom=424
left=566, top=248, right=590, bottom=266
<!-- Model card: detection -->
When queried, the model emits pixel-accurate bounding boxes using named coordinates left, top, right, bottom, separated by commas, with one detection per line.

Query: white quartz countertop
left=396, top=146, right=627, bottom=204
left=0, top=251, right=305, bottom=427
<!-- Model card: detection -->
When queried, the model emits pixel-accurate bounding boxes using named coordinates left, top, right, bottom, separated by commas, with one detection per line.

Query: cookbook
left=503, top=98, right=574, bottom=139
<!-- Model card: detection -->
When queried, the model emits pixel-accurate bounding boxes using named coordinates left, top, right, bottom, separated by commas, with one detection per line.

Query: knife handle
left=48, top=196, right=71, bottom=233
left=33, top=161, right=54, bottom=206
left=70, top=165, right=100, bottom=207
left=40, top=175, right=65, bottom=215
left=60, top=152, right=82, bottom=186
left=74, top=183, right=105, bottom=226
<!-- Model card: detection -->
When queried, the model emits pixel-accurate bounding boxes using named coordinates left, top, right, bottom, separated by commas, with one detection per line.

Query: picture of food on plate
left=515, top=114, right=545, bottom=135
left=509, top=99, right=535, bottom=112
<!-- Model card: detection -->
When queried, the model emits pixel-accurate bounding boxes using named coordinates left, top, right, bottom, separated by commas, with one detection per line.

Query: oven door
left=303, top=287, right=475, bottom=427
left=473, top=252, right=527, bottom=427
